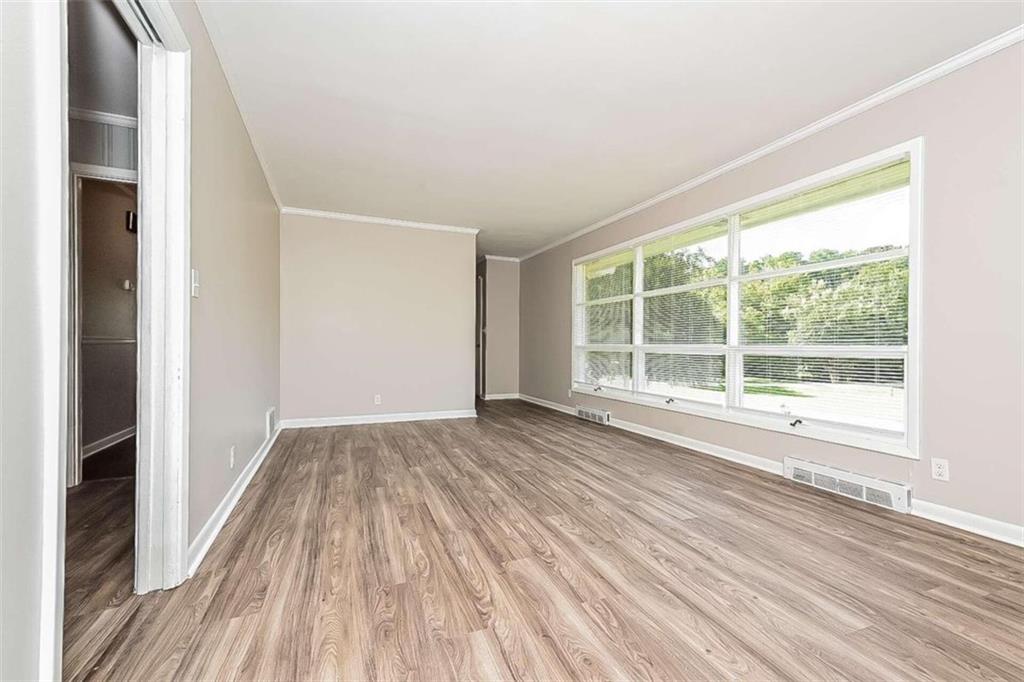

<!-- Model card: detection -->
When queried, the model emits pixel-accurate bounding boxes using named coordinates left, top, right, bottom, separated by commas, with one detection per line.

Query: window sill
left=571, top=384, right=917, bottom=460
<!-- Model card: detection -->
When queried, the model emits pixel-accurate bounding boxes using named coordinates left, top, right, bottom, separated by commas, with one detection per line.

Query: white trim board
left=280, top=409, right=478, bottom=429
left=187, top=426, right=282, bottom=576
left=518, top=394, right=781, bottom=475
left=520, top=25, right=1024, bottom=261
left=82, top=427, right=136, bottom=458
left=281, top=206, right=480, bottom=235
left=484, top=255, right=520, bottom=263
left=483, top=393, right=520, bottom=401
left=71, top=162, right=138, bottom=183
left=517, top=394, right=1023, bottom=547
left=68, top=107, right=137, bottom=129
left=911, top=500, right=1024, bottom=548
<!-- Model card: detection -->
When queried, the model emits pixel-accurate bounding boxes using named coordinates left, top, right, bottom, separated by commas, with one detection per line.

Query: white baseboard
left=520, top=392, right=780, bottom=475
left=82, top=426, right=136, bottom=458
left=610, top=416, right=784, bottom=476
left=482, top=393, right=520, bottom=401
left=911, top=499, right=1024, bottom=548
left=519, top=393, right=1022, bottom=547
left=518, top=393, right=574, bottom=415
left=279, top=409, right=477, bottom=429
left=187, top=426, right=281, bottom=576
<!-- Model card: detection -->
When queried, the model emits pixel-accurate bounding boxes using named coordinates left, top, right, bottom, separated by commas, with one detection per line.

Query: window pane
left=644, top=353, right=725, bottom=405
left=742, top=355, right=904, bottom=433
left=740, top=257, right=907, bottom=346
left=583, top=250, right=633, bottom=301
left=643, top=220, right=728, bottom=290
left=578, top=350, right=632, bottom=389
left=740, top=162, right=910, bottom=275
left=579, top=300, right=632, bottom=344
left=644, top=286, right=727, bottom=344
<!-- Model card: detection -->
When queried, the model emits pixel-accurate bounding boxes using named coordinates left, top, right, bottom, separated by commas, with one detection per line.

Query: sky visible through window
left=741, top=187, right=909, bottom=267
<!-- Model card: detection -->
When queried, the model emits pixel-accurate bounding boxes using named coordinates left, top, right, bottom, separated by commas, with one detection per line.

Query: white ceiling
left=197, top=2, right=1021, bottom=257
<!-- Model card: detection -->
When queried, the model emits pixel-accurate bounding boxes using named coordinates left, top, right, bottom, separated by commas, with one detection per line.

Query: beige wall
left=172, top=2, right=281, bottom=542
left=483, top=259, right=520, bottom=397
left=280, top=214, right=476, bottom=419
left=520, top=45, right=1023, bottom=526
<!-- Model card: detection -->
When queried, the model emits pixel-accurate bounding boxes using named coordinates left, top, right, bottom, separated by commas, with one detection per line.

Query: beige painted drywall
left=483, top=259, right=520, bottom=396
left=171, top=2, right=281, bottom=543
left=520, top=45, right=1024, bottom=527
left=280, top=214, right=476, bottom=420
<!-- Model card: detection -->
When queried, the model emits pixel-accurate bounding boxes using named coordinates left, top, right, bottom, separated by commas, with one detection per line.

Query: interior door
left=476, top=274, right=485, bottom=397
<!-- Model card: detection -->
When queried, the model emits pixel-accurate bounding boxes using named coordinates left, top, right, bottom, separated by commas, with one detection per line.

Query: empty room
left=2, top=1, right=1022, bottom=680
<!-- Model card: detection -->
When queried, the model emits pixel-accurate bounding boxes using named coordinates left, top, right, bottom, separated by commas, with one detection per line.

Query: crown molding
left=520, top=24, right=1024, bottom=261
left=484, top=254, right=520, bottom=263
left=69, top=107, right=137, bottom=129
left=281, top=206, right=480, bottom=235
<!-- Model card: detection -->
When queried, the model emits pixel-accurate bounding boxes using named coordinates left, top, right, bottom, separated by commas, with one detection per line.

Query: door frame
left=67, top=165, right=139, bottom=488
left=61, top=0, right=192, bottom=600
left=476, top=273, right=486, bottom=397
left=119, top=0, right=192, bottom=595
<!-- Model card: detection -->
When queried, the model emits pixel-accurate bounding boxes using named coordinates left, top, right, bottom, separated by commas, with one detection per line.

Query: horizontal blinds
left=583, top=250, right=633, bottom=301
left=742, top=355, right=905, bottom=433
left=583, top=300, right=633, bottom=344
left=644, top=353, right=725, bottom=405
left=740, top=258, right=908, bottom=345
left=741, top=186, right=909, bottom=275
left=643, top=220, right=728, bottom=290
left=644, top=286, right=727, bottom=344
left=578, top=350, right=632, bottom=389
left=740, top=159, right=910, bottom=229
left=572, top=154, right=912, bottom=440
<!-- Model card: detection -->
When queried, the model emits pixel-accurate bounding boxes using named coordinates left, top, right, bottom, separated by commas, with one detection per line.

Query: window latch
left=790, top=418, right=803, bottom=427
left=665, top=398, right=675, bottom=405
left=593, top=386, right=603, bottom=392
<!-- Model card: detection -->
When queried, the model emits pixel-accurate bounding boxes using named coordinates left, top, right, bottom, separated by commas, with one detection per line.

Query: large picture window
left=572, top=143, right=919, bottom=457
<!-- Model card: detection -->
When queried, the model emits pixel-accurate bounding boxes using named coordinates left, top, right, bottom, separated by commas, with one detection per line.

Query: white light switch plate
left=191, top=268, right=200, bottom=298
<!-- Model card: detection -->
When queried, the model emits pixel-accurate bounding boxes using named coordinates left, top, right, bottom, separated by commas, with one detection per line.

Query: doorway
left=64, top=0, right=141, bottom=625
left=476, top=271, right=486, bottom=397
left=63, top=0, right=192, bottom=607
left=72, top=176, right=138, bottom=483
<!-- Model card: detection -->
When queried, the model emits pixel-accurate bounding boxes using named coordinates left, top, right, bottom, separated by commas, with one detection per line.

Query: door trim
left=67, top=170, right=139, bottom=488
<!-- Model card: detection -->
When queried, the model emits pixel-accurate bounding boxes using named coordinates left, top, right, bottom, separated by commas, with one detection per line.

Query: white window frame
left=571, top=139, right=922, bottom=459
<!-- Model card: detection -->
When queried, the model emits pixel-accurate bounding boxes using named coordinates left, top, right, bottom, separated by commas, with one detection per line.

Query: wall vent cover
left=784, top=457, right=911, bottom=513
left=575, top=405, right=611, bottom=426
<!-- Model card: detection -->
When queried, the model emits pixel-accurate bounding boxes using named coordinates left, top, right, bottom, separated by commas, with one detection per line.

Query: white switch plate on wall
left=191, top=268, right=200, bottom=298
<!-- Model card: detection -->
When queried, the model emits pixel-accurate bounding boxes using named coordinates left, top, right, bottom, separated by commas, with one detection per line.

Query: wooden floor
left=64, top=400, right=1024, bottom=680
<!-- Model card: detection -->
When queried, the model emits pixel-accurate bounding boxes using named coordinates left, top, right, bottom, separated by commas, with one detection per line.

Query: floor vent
left=784, top=457, right=911, bottom=513
left=575, top=405, right=611, bottom=426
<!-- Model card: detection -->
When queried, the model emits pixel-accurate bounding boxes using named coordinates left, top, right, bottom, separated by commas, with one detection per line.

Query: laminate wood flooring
left=63, top=399, right=1024, bottom=680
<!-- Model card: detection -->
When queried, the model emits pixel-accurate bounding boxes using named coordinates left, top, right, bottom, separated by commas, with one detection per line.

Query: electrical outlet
left=931, top=458, right=949, bottom=481
left=568, top=388, right=572, bottom=399
left=374, top=394, right=382, bottom=405
left=229, top=445, right=236, bottom=469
